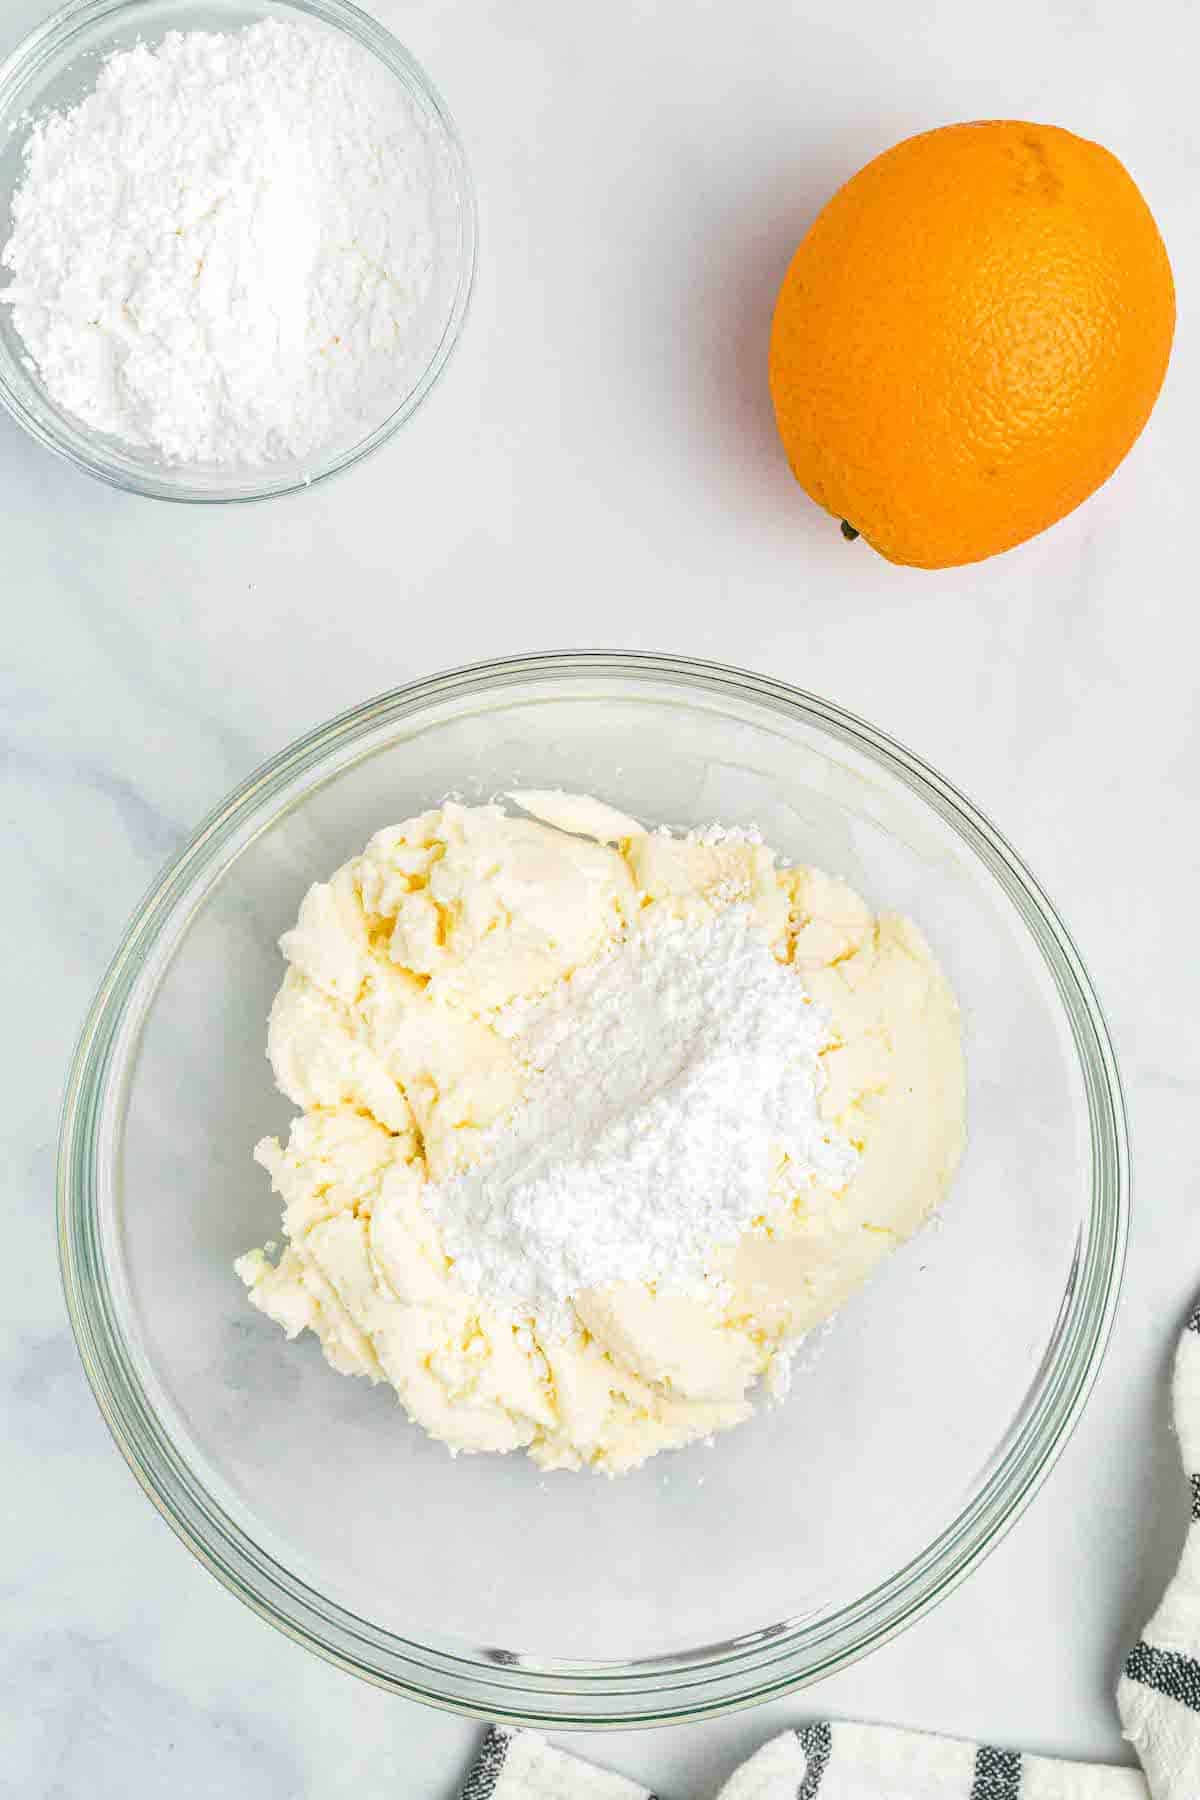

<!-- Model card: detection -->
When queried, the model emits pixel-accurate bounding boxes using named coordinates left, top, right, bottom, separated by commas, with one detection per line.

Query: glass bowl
left=58, top=652, right=1128, bottom=1726
left=0, top=0, right=475, bottom=502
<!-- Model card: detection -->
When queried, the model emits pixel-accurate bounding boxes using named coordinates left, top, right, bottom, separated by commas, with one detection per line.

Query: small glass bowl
left=0, top=0, right=475, bottom=502
left=58, top=653, right=1128, bottom=1725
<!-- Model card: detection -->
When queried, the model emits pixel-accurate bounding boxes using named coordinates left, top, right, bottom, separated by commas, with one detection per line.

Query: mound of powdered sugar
left=427, top=907, right=857, bottom=1336
left=0, top=20, right=439, bottom=465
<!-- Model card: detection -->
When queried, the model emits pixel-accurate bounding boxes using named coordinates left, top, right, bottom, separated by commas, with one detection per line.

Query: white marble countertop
left=5, top=0, right=1199, bottom=1792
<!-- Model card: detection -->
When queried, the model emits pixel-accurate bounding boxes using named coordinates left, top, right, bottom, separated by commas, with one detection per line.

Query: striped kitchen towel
left=1117, top=1305, right=1200, bottom=1797
left=460, top=1300, right=1200, bottom=1800
left=462, top=1720, right=1147, bottom=1798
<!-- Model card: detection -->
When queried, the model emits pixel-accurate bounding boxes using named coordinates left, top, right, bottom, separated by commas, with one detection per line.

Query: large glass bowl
left=0, top=0, right=475, bottom=502
left=58, top=652, right=1127, bottom=1726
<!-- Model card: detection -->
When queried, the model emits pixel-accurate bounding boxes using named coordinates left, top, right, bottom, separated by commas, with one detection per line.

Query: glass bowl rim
left=0, top=0, right=477, bottom=504
left=57, top=649, right=1129, bottom=1726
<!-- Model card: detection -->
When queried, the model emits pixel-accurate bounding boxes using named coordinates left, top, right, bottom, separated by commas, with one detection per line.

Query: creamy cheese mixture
left=237, top=793, right=965, bottom=1473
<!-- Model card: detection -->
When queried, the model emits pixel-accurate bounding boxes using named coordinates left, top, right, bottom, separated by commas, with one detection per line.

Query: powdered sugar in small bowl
left=0, top=0, right=475, bottom=502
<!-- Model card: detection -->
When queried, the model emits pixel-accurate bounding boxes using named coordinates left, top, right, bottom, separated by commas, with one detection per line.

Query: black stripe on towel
left=794, top=1722, right=832, bottom=1796
left=1192, top=1472, right=1200, bottom=1521
left=1187, top=1306, right=1200, bottom=1334
left=1125, top=1641, right=1200, bottom=1713
left=461, top=1726, right=511, bottom=1799
left=971, top=1744, right=1021, bottom=1798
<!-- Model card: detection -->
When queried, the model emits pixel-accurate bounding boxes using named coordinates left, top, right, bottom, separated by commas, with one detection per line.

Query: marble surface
left=4, top=0, right=1199, bottom=1793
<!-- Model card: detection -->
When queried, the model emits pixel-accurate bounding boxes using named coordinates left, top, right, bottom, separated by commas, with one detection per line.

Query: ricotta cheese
left=237, top=798, right=965, bottom=1473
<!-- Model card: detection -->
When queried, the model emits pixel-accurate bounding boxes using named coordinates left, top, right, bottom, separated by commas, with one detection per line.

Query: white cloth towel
left=1117, top=1305, right=1200, bottom=1797
left=463, top=1720, right=1149, bottom=1799
left=459, top=1303, right=1200, bottom=1800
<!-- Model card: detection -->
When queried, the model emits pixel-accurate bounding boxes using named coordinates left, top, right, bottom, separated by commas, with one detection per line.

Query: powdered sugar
left=427, top=907, right=856, bottom=1335
left=682, top=821, right=765, bottom=847
left=0, top=20, right=438, bottom=465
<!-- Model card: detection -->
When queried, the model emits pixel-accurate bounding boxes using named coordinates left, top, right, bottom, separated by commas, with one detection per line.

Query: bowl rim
left=0, top=0, right=477, bottom=504
left=57, top=650, right=1129, bottom=1725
